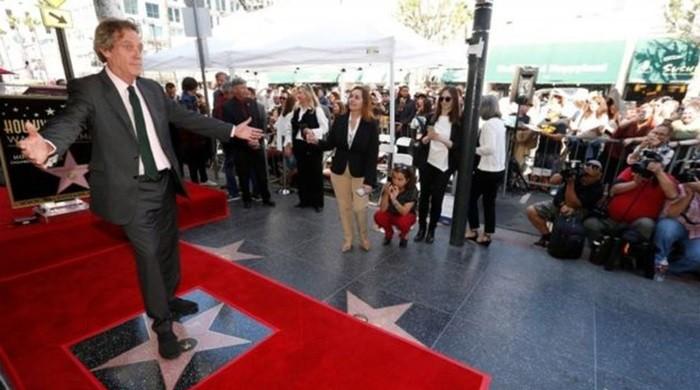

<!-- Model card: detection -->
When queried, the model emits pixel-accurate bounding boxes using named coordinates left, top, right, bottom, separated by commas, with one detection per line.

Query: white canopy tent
left=144, top=3, right=466, bottom=142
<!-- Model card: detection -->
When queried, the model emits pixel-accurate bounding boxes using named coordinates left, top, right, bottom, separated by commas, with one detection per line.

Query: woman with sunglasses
left=307, top=86, right=379, bottom=252
left=414, top=86, right=463, bottom=244
left=465, top=95, right=507, bottom=246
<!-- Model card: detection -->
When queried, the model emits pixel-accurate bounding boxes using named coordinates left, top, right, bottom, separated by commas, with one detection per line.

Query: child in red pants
left=374, top=165, right=418, bottom=248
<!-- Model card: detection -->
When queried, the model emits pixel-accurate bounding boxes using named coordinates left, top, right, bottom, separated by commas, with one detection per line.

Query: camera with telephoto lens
left=560, top=160, right=583, bottom=180
left=677, top=160, right=700, bottom=183
left=631, top=150, right=664, bottom=178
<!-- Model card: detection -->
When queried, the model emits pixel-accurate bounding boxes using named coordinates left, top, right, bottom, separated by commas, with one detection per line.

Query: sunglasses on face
left=439, top=96, right=452, bottom=103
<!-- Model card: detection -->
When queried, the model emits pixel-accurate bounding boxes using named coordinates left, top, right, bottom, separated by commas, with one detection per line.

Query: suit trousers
left=122, top=171, right=180, bottom=322
left=418, top=163, right=453, bottom=230
left=330, top=166, right=369, bottom=245
left=468, top=169, right=504, bottom=234
left=235, top=149, right=271, bottom=202
left=293, top=140, right=324, bottom=208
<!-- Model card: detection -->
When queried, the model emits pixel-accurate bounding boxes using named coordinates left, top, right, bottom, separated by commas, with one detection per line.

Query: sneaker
left=227, top=194, right=241, bottom=201
left=654, top=259, right=669, bottom=282
left=203, top=180, right=219, bottom=187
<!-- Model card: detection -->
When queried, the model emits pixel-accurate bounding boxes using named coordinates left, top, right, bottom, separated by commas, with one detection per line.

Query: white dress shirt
left=476, top=117, right=507, bottom=172
left=105, top=65, right=170, bottom=174
left=275, top=111, right=293, bottom=149
left=295, top=105, right=329, bottom=142
left=427, top=115, right=452, bottom=172
left=347, top=114, right=361, bottom=147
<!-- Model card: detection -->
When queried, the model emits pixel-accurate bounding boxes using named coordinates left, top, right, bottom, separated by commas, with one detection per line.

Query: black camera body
left=560, top=160, right=583, bottom=180
left=631, top=149, right=664, bottom=178
left=678, top=161, right=700, bottom=183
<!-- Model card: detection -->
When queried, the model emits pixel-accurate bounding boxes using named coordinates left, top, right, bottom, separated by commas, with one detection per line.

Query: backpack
left=547, top=215, right=586, bottom=259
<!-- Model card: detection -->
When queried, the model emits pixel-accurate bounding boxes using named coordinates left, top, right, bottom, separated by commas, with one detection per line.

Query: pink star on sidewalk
left=195, top=240, right=263, bottom=262
left=44, top=150, right=89, bottom=194
left=93, top=304, right=250, bottom=390
left=346, top=291, right=422, bottom=345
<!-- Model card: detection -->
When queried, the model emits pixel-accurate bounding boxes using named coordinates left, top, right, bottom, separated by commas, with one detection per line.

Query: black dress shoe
left=399, top=238, right=408, bottom=248
left=425, top=229, right=435, bottom=244
left=157, top=329, right=182, bottom=359
left=414, top=228, right=426, bottom=242
left=383, top=237, right=392, bottom=246
left=169, top=297, right=199, bottom=319
left=243, top=201, right=252, bottom=209
left=313, top=206, right=323, bottom=213
left=262, top=199, right=276, bottom=207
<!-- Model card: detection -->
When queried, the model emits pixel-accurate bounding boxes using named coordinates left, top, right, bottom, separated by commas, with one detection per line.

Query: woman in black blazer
left=307, top=86, right=379, bottom=252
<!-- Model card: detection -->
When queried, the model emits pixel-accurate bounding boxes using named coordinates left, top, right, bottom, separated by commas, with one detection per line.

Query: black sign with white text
left=0, top=95, right=92, bottom=208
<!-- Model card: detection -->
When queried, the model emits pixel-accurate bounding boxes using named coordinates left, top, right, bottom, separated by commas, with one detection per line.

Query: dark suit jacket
left=40, top=69, right=233, bottom=225
left=319, top=113, right=379, bottom=187
left=221, top=97, right=264, bottom=153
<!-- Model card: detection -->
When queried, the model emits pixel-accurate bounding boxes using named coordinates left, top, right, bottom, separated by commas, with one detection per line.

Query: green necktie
left=127, top=86, right=158, bottom=179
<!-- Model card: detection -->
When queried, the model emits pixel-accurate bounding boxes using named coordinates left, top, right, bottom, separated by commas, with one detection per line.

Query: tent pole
left=389, top=58, right=396, bottom=170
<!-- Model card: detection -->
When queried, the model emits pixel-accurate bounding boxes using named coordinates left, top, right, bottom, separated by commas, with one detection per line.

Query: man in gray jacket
left=19, top=19, right=261, bottom=359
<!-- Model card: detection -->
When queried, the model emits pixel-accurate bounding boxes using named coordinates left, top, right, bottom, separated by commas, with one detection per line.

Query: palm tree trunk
left=93, top=0, right=124, bottom=21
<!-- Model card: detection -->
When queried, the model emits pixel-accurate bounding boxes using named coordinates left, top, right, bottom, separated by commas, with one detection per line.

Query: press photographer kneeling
left=584, top=149, right=678, bottom=273
left=526, top=160, right=604, bottom=249
left=652, top=160, right=700, bottom=281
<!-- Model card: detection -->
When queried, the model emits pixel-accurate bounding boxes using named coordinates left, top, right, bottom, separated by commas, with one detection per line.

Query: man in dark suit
left=222, top=77, right=275, bottom=208
left=18, top=19, right=262, bottom=360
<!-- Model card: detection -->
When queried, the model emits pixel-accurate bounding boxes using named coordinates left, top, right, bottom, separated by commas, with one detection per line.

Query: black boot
left=425, top=228, right=435, bottom=244
left=414, top=226, right=427, bottom=242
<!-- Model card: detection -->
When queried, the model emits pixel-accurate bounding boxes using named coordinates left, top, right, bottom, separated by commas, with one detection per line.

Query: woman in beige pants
left=307, top=86, right=379, bottom=252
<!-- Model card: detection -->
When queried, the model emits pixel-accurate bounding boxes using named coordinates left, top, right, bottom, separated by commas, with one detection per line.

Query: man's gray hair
left=479, top=95, right=502, bottom=120
left=221, top=81, right=235, bottom=93
left=93, top=18, right=139, bottom=63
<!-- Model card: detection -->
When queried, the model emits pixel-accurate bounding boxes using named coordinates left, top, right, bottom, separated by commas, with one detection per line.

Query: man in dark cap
left=222, top=77, right=275, bottom=208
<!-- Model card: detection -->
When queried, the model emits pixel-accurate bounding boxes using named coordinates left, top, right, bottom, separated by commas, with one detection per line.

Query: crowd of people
left=164, top=71, right=700, bottom=283
left=514, top=89, right=700, bottom=282
left=163, top=73, right=513, bottom=252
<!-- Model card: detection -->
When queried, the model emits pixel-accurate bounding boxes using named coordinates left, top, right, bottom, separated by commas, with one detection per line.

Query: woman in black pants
left=466, top=95, right=507, bottom=246
left=291, top=85, right=329, bottom=212
left=414, top=86, right=462, bottom=244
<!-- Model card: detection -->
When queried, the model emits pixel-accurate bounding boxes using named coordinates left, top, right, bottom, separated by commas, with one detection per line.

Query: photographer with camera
left=527, top=160, right=604, bottom=247
left=626, top=122, right=674, bottom=168
left=584, top=148, right=678, bottom=250
left=652, top=161, right=700, bottom=281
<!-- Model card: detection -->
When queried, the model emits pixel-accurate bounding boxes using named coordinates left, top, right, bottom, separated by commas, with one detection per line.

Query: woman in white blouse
left=466, top=95, right=507, bottom=246
left=414, top=86, right=462, bottom=244
left=291, top=85, right=329, bottom=212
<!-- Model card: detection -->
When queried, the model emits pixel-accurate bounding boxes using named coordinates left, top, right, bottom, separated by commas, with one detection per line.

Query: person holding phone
left=374, top=165, right=418, bottom=248
left=307, top=86, right=379, bottom=252
left=414, top=86, right=462, bottom=244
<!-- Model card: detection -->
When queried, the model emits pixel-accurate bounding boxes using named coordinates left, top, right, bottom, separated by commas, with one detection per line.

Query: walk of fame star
left=346, top=291, right=422, bottom=345
left=71, top=290, right=273, bottom=390
left=194, top=240, right=262, bottom=262
left=93, top=305, right=250, bottom=390
left=44, top=150, right=89, bottom=194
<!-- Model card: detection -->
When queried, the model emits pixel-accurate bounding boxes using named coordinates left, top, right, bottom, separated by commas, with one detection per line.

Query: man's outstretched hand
left=234, top=117, right=263, bottom=142
left=18, top=121, right=52, bottom=168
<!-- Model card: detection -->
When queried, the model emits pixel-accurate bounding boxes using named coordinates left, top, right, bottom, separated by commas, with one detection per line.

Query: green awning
left=485, top=41, right=627, bottom=84
left=266, top=70, right=339, bottom=84
left=628, top=38, right=699, bottom=84
left=441, top=68, right=467, bottom=83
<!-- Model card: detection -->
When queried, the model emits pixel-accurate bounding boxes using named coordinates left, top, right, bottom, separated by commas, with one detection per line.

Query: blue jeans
left=223, top=144, right=239, bottom=197
left=653, top=218, right=700, bottom=274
